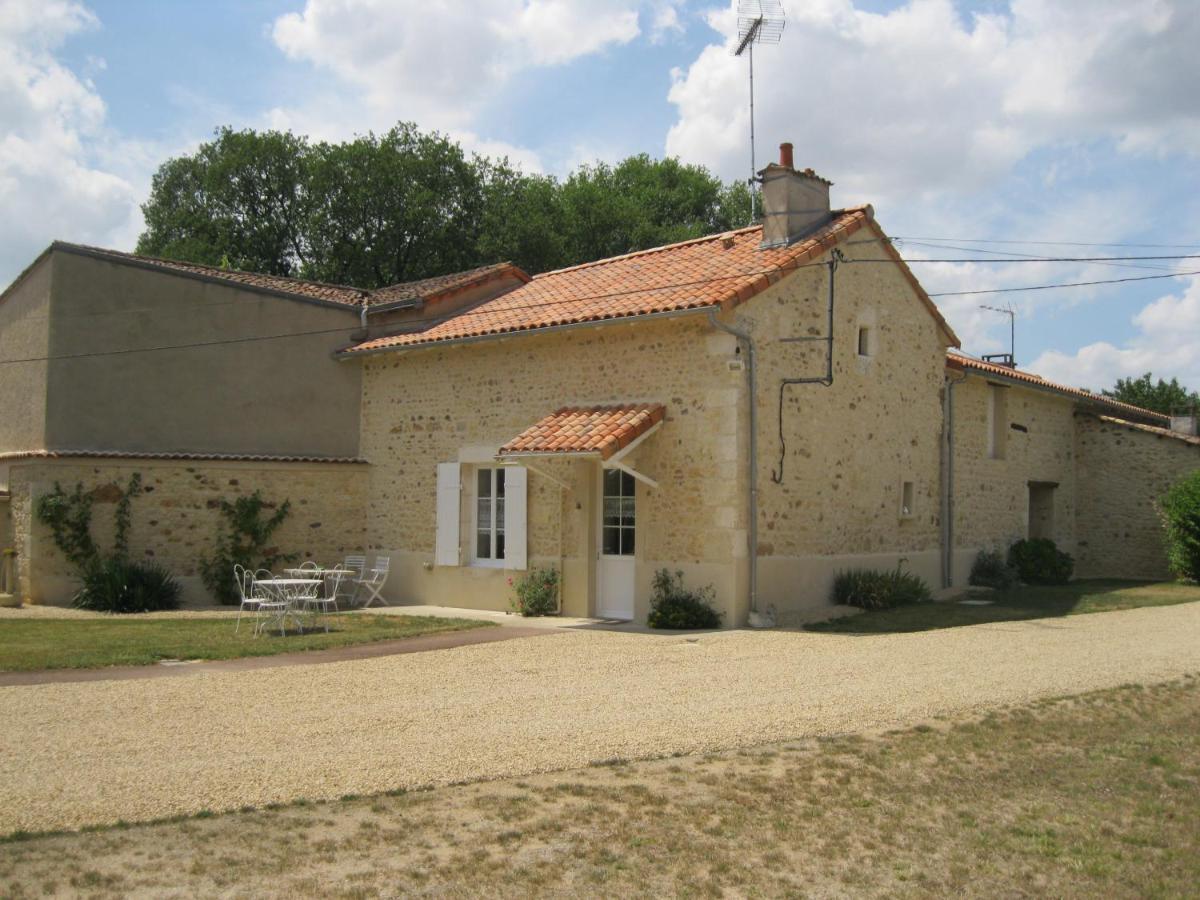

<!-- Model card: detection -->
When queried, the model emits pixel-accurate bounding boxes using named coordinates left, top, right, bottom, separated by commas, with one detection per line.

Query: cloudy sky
left=3, top=0, right=1199, bottom=391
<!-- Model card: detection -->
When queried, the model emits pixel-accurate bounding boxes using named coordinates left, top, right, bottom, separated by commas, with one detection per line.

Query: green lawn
left=0, top=614, right=490, bottom=672
left=809, top=579, right=1200, bottom=634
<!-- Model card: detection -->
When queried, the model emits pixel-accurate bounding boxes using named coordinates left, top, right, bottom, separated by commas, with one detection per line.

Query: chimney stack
left=759, top=142, right=832, bottom=249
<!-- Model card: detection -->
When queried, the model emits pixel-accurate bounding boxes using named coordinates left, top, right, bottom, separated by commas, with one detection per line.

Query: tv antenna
left=733, top=1, right=785, bottom=223
left=980, top=303, right=1016, bottom=367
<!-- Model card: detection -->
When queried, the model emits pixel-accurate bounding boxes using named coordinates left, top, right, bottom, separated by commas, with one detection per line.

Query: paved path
left=2, top=603, right=1199, bottom=835
left=0, top=625, right=553, bottom=687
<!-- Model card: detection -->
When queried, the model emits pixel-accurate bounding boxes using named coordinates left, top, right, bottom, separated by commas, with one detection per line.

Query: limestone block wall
left=949, top=378, right=1078, bottom=583
left=357, top=315, right=747, bottom=622
left=732, top=236, right=950, bottom=618
left=1075, top=416, right=1200, bottom=579
left=7, top=458, right=367, bottom=606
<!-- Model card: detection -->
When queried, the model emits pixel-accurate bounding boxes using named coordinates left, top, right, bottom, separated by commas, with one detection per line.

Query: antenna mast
left=733, top=1, right=785, bottom=224
left=980, top=303, right=1017, bottom=367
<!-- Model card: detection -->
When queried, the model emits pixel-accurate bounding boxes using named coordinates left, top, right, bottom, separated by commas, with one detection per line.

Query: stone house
left=1, top=144, right=1196, bottom=622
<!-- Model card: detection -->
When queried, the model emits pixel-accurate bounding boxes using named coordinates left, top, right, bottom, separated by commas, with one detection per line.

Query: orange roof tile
left=343, top=206, right=958, bottom=354
left=54, top=242, right=368, bottom=306
left=368, top=263, right=528, bottom=307
left=946, top=350, right=1169, bottom=425
left=498, top=404, right=665, bottom=460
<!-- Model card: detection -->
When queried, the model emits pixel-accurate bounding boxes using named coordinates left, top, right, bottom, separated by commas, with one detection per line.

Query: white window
left=857, top=325, right=872, bottom=357
left=473, top=467, right=507, bottom=564
left=601, top=469, right=636, bottom=556
left=900, top=480, right=915, bottom=519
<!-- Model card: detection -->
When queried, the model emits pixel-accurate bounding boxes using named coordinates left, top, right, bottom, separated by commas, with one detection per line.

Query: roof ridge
left=531, top=225, right=763, bottom=279
left=53, top=241, right=367, bottom=297
left=373, top=261, right=516, bottom=293
left=530, top=205, right=873, bottom=280
left=946, top=349, right=1168, bottom=422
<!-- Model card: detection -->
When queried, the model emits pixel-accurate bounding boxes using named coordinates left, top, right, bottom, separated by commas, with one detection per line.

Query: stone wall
left=949, top=376, right=1078, bottom=583
left=357, top=314, right=747, bottom=622
left=7, top=458, right=367, bottom=606
left=1075, top=415, right=1200, bottom=579
left=734, top=234, right=951, bottom=619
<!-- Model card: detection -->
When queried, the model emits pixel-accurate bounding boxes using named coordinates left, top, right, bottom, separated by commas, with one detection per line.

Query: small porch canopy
left=496, top=404, right=665, bottom=488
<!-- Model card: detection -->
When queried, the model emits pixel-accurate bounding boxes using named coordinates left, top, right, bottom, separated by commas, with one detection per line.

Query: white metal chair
left=338, top=555, right=366, bottom=606
left=303, top=569, right=345, bottom=630
left=250, top=569, right=290, bottom=637
left=357, top=555, right=390, bottom=609
left=233, top=564, right=261, bottom=634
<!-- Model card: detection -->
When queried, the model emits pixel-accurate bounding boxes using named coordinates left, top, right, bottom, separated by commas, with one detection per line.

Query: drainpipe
left=706, top=310, right=759, bottom=615
left=942, top=371, right=968, bottom=587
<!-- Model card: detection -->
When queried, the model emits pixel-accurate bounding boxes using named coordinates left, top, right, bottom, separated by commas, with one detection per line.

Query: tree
left=1103, top=373, right=1199, bottom=415
left=303, top=125, right=485, bottom=287
left=136, top=123, right=754, bottom=283
left=138, top=127, right=312, bottom=276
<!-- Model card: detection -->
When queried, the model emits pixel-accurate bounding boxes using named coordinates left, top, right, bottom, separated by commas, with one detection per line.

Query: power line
left=894, top=236, right=1200, bottom=249
left=895, top=240, right=1181, bottom=274
left=927, top=268, right=1200, bottom=298
left=856, top=253, right=1200, bottom=264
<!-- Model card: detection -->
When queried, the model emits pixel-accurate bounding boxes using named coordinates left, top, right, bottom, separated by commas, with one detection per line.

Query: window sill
left=469, top=559, right=507, bottom=570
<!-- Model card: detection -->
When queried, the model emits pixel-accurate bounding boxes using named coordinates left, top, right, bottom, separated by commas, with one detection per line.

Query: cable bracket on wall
left=770, top=249, right=844, bottom=484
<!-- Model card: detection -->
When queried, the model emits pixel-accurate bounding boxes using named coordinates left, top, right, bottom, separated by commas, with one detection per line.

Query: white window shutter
left=504, top=465, right=528, bottom=570
left=435, top=462, right=461, bottom=566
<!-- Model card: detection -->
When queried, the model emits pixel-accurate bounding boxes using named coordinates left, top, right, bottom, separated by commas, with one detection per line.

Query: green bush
left=200, top=492, right=296, bottom=605
left=969, top=548, right=1019, bottom=590
left=832, top=566, right=932, bottom=610
left=34, top=473, right=182, bottom=613
left=75, top=558, right=182, bottom=613
left=647, top=569, right=722, bottom=629
left=1007, top=538, right=1074, bottom=585
left=1160, top=470, right=1200, bottom=582
left=509, top=567, right=560, bottom=616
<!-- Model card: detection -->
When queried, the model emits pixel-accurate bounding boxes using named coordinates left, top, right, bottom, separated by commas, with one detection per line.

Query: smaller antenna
left=733, top=1, right=785, bottom=224
left=980, top=303, right=1016, bottom=367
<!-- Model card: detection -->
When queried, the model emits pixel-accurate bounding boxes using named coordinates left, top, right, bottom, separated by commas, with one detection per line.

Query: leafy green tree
left=138, top=127, right=312, bottom=276
left=136, top=123, right=754, bottom=282
left=303, top=124, right=485, bottom=287
left=1103, top=373, right=1199, bottom=415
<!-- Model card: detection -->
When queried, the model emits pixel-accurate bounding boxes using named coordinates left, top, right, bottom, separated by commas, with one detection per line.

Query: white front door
left=597, top=468, right=636, bottom=619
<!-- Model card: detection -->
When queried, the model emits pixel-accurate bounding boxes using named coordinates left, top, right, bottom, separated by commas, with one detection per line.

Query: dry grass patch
left=1, top=675, right=1198, bottom=897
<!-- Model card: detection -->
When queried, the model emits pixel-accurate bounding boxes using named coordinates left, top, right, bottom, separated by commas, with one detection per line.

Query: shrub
left=75, top=558, right=182, bottom=613
left=34, top=473, right=182, bottom=613
left=832, top=566, right=932, bottom=610
left=1160, top=470, right=1200, bottom=582
left=200, top=492, right=296, bottom=605
left=1007, top=538, right=1074, bottom=585
left=969, top=548, right=1019, bottom=590
left=510, top=566, right=560, bottom=616
left=647, top=569, right=722, bottom=629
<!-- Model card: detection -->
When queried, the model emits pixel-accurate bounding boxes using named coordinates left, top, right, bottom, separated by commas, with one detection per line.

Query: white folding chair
left=233, top=564, right=261, bottom=634
left=357, top=555, right=390, bottom=609
left=250, top=569, right=289, bottom=637
left=338, top=555, right=366, bottom=606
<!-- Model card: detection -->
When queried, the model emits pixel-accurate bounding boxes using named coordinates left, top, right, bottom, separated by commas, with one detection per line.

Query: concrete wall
left=1075, top=415, right=1200, bottom=579
left=0, top=254, right=51, bottom=453
left=8, top=457, right=367, bottom=606
left=357, top=315, right=746, bottom=623
left=734, top=236, right=951, bottom=622
left=43, top=251, right=363, bottom=458
left=948, top=376, right=1078, bottom=584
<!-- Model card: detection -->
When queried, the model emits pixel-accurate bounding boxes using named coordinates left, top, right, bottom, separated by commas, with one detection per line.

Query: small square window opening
left=857, top=326, right=871, bottom=357
left=900, top=481, right=915, bottom=518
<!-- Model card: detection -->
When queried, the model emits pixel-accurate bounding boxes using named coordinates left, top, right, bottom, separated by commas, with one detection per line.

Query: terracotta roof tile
left=498, top=404, right=665, bottom=460
left=1093, top=415, right=1200, bottom=447
left=0, top=449, right=367, bottom=464
left=946, top=351, right=1169, bottom=424
left=368, top=263, right=528, bottom=307
left=343, top=207, right=938, bottom=354
left=55, top=243, right=368, bottom=307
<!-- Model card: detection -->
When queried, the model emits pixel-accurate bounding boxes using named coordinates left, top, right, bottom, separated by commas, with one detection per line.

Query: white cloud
left=270, top=0, right=643, bottom=139
left=1029, top=275, right=1200, bottom=391
left=0, top=0, right=146, bottom=287
left=665, top=0, right=1200, bottom=207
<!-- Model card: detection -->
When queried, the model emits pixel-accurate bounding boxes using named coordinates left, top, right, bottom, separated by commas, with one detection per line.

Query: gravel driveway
left=3, top=602, right=1199, bottom=834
